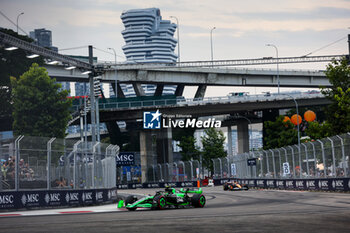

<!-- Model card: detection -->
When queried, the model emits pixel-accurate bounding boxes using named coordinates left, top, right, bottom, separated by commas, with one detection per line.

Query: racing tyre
left=223, top=184, right=228, bottom=190
left=242, top=185, right=249, bottom=190
left=191, top=194, right=206, bottom=208
left=154, top=195, right=167, bottom=210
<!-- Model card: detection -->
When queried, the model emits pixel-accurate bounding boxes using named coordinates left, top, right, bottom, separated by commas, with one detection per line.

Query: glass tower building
left=120, top=8, right=178, bottom=63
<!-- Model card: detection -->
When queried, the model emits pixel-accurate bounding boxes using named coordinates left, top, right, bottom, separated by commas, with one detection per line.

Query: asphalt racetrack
left=1, top=187, right=350, bottom=233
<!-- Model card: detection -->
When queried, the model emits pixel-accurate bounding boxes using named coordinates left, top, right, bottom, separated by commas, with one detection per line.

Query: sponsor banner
left=276, top=180, right=285, bottom=189
left=305, top=179, right=317, bottom=190
left=116, top=152, right=135, bottom=166
left=44, top=191, right=66, bottom=207
left=330, top=178, right=349, bottom=191
left=318, top=179, right=331, bottom=191
left=0, top=192, right=18, bottom=209
left=81, top=191, right=94, bottom=205
left=247, top=159, right=257, bottom=167
left=65, top=191, right=80, bottom=206
left=0, top=189, right=112, bottom=210
left=266, top=180, right=276, bottom=188
left=295, top=180, right=306, bottom=190
left=256, top=179, right=266, bottom=188
left=248, top=179, right=256, bottom=187
left=285, top=180, right=295, bottom=189
left=131, top=183, right=144, bottom=189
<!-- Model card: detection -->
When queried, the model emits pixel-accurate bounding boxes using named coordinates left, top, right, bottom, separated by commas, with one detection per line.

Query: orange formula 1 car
left=223, top=181, right=249, bottom=191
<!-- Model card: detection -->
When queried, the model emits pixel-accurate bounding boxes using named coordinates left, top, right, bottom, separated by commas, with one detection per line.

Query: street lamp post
left=107, top=47, right=118, bottom=98
left=16, top=12, right=24, bottom=34
left=266, top=44, right=280, bottom=94
left=278, top=93, right=301, bottom=176
left=107, top=47, right=117, bottom=64
left=170, top=16, right=180, bottom=63
left=210, top=27, right=216, bottom=65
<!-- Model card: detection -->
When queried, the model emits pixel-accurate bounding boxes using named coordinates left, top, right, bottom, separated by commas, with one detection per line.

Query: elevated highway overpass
left=96, top=92, right=330, bottom=122
left=47, top=64, right=330, bottom=88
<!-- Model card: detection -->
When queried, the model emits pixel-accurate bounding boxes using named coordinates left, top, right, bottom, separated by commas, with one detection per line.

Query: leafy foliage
left=178, top=135, right=201, bottom=161
left=201, top=128, right=226, bottom=175
left=0, top=28, right=43, bottom=120
left=304, top=121, right=332, bottom=140
left=263, top=116, right=298, bottom=149
left=11, top=63, right=72, bottom=138
left=321, top=57, right=350, bottom=134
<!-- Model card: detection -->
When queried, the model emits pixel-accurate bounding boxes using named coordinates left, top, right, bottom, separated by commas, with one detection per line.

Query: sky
left=1, top=0, right=350, bottom=97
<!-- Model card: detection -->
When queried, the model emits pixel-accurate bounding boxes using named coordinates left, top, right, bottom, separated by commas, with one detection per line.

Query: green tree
left=201, top=128, right=226, bottom=175
left=321, top=57, right=350, bottom=134
left=305, top=121, right=332, bottom=140
left=178, top=135, right=201, bottom=161
left=263, top=116, right=298, bottom=149
left=11, top=63, right=71, bottom=138
left=0, top=28, right=43, bottom=125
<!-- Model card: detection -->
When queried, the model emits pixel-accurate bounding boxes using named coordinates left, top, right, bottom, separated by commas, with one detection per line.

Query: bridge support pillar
left=154, top=84, right=164, bottom=96
left=111, top=83, right=126, bottom=98
left=133, top=83, right=146, bottom=96
left=194, top=85, right=207, bottom=99
left=237, top=120, right=249, bottom=154
left=156, top=128, right=173, bottom=182
left=140, top=130, right=156, bottom=183
left=175, top=84, right=185, bottom=96
left=227, top=126, right=233, bottom=157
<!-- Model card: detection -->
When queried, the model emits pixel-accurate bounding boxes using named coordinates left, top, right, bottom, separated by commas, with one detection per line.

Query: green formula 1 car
left=118, top=187, right=206, bottom=211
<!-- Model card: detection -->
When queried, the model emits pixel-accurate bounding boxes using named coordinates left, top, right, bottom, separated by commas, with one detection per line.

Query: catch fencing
left=123, top=133, right=350, bottom=184
left=0, top=136, right=118, bottom=191
left=212, top=133, right=350, bottom=179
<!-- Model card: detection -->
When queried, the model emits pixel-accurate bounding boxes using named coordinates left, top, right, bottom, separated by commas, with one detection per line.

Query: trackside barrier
left=115, top=178, right=350, bottom=192
left=116, top=181, right=197, bottom=189
left=0, top=188, right=118, bottom=210
left=214, top=178, right=350, bottom=191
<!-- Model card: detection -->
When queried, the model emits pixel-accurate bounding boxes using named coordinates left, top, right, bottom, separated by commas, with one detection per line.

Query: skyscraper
left=29, top=28, right=58, bottom=52
left=120, top=8, right=178, bottom=63
left=118, top=8, right=178, bottom=96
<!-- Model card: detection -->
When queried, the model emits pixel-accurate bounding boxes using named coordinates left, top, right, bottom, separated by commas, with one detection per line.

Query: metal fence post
left=158, top=164, right=163, bottom=182
left=277, top=149, right=282, bottom=178
left=73, top=140, right=82, bottom=189
left=165, top=163, right=170, bottom=182
left=309, top=142, right=318, bottom=178
left=269, top=149, right=276, bottom=178
left=47, top=138, right=56, bottom=190
left=317, top=139, right=327, bottom=177
left=301, top=143, right=310, bottom=177
left=92, top=142, right=100, bottom=188
left=174, top=162, right=178, bottom=181
left=336, top=135, right=347, bottom=176
left=263, top=151, right=270, bottom=177
left=287, top=146, right=296, bottom=178
left=327, top=137, right=337, bottom=177
left=218, top=158, right=223, bottom=178
left=179, top=161, right=185, bottom=181
left=14, top=135, right=24, bottom=191
left=259, top=152, right=263, bottom=178
left=189, top=160, right=193, bottom=181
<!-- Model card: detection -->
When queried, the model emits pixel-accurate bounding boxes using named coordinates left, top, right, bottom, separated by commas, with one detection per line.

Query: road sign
left=247, top=158, right=257, bottom=166
left=231, top=163, right=236, bottom=176
left=283, top=162, right=290, bottom=175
